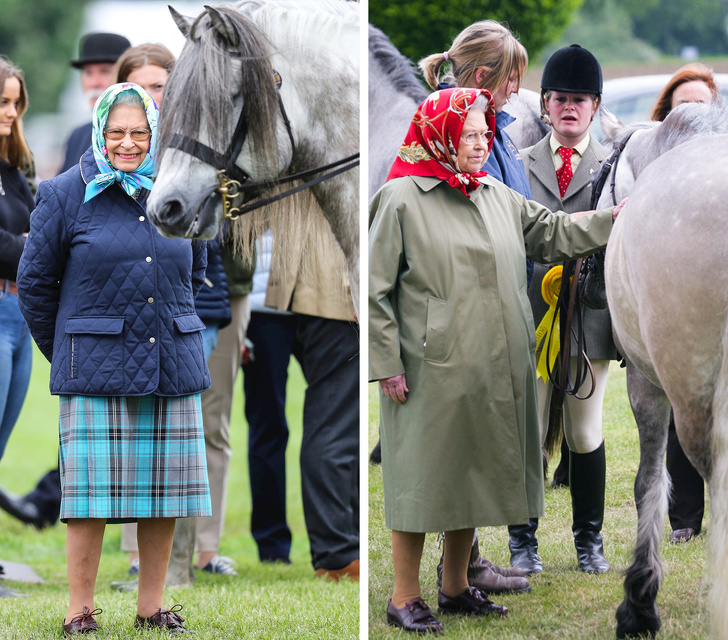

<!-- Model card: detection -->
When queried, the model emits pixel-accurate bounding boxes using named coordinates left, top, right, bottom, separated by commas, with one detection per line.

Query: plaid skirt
left=58, top=394, right=211, bottom=523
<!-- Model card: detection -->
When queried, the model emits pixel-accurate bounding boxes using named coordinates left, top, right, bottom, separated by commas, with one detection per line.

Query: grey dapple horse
left=148, top=1, right=359, bottom=312
left=597, top=102, right=728, bottom=638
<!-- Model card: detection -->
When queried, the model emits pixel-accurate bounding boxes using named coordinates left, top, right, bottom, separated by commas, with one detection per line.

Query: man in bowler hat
left=59, top=32, right=131, bottom=173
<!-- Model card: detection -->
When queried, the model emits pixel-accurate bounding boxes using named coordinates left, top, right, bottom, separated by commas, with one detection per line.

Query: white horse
left=147, top=1, right=360, bottom=311
left=597, top=102, right=728, bottom=638
left=368, top=24, right=548, bottom=196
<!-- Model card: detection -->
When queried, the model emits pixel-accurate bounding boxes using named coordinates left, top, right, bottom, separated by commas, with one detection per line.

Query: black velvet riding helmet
left=541, top=44, right=602, bottom=95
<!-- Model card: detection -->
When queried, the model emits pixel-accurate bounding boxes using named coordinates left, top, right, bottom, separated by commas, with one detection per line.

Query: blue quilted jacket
left=17, top=149, right=211, bottom=397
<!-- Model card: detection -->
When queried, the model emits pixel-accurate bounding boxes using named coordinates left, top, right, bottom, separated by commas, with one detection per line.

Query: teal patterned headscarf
left=83, top=82, right=159, bottom=203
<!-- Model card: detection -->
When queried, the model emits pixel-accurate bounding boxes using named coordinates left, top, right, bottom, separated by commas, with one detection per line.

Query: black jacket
left=0, top=160, right=34, bottom=280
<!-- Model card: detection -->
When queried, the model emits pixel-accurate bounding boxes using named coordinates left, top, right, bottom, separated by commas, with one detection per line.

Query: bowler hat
left=70, top=32, right=131, bottom=69
left=541, top=44, right=602, bottom=95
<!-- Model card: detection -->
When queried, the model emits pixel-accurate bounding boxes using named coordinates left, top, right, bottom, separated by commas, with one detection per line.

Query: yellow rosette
left=535, top=266, right=563, bottom=380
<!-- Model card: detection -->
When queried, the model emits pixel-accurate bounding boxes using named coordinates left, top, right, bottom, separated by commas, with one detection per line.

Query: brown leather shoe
left=437, top=542, right=530, bottom=594
left=134, top=604, right=190, bottom=634
left=314, top=559, right=359, bottom=582
left=62, top=606, right=102, bottom=635
left=438, top=586, right=508, bottom=618
left=387, top=597, right=444, bottom=634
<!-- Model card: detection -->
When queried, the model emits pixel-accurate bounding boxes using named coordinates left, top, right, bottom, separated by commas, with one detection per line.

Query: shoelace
left=69, top=606, right=103, bottom=627
left=153, top=604, right=185, bottom=627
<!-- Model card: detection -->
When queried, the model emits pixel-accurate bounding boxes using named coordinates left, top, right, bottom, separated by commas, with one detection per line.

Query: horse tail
left=708, top=328, right=728, bottom=638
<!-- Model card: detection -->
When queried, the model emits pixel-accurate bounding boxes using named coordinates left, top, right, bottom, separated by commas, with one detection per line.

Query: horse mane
left=368, top=25, right=428, bottom=104
left=159, top=4, right=279, bottom=172
left=633, top=102, right=728, bottom=177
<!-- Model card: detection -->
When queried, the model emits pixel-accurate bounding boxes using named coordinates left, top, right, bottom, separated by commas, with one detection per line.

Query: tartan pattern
left=59, top=394, right=211, bottom=521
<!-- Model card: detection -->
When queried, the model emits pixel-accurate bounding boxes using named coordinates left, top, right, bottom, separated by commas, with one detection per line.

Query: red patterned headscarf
left=386, top=87, right=496, bottom=197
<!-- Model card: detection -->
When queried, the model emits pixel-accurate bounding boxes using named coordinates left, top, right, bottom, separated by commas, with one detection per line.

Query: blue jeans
left=201, top=324, right=219, bottom=363
left=0, top=290, right=33, bottom=460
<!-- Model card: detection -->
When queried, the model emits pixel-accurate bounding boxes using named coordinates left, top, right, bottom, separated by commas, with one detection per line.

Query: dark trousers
left=26, top=467, right=62, bottom=525
left=243, top=312, right=359, bottom=569
left=666, top=414, right=704, bottom=532
left=296, top=315, right=359, bottom=570
left=242, top=313, right=295, bottom=561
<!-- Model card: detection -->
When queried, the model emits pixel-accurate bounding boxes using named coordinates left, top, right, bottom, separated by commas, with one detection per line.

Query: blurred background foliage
left=0, top=0, right=726, bottom=116
left=0, top=0, right=92, bottom=115
left=369, top=0, right=728, bottom=66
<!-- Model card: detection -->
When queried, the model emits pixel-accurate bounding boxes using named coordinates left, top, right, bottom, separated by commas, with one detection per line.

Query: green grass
left=368, top=364, right=711, bottom=639
left=0, top=344, right=358, bottom=639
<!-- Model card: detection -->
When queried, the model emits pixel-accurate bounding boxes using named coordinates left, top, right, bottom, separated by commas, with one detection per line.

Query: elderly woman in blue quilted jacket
left=17, top=83, right=210, bottom=636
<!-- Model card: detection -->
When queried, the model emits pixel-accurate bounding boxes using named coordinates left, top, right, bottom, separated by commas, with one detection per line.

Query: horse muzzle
left=147, top=192, right=221, bottom=240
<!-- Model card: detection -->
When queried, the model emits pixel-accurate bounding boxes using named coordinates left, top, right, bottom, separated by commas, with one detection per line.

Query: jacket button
left=149, top=337, right=156, bottom=344
left=145, top=256, right=152, bottom=263
left=147, top=297, right=154, bottom=304
left=139, top=215, right=145, bottom=221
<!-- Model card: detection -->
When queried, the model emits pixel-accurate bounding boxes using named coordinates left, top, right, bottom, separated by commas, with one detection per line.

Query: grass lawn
left=368, top=363, right=711, bottom=639
left=0, top=344, right=359, bottom=639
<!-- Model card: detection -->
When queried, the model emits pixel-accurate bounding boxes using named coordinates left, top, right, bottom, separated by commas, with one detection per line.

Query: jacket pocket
left=65, top=316, right=125, bottom=380
left=172, top=313, right=206, bottom=333
left=424, top=297, right=448, bottom=363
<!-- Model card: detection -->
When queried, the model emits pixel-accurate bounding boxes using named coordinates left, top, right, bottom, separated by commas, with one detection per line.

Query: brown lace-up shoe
left=134, top=604, right=190, bottom=634
left=62, top=606, right=102, bottom=635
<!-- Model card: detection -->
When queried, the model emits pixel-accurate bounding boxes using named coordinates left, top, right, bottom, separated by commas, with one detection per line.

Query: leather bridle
left=167, top=66, right=359, bottom=220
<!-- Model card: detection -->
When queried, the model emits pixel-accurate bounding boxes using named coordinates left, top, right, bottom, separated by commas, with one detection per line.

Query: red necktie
left=557, top=147, right=574, bottom=198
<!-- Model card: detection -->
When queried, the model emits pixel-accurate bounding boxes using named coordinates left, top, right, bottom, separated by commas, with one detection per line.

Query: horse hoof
left=615, top=599, right=661, bottom=638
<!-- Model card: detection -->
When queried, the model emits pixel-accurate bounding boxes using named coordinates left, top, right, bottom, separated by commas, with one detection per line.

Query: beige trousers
left=536, top=358, right=610, bottom=455
left=121, top=295, right=251, bottom=553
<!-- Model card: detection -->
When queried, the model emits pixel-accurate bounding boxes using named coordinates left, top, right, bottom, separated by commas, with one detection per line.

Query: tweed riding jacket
left=17, top=149, right=211, bottom=397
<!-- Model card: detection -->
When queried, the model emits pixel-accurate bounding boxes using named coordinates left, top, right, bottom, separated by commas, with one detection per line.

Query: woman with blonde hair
left=418, top=20, right=535, bottom=594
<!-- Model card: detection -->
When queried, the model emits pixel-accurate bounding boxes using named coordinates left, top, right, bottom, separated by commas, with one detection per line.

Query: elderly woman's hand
left=613, top=197, right=628, bottom=221
left=379, top=374, right=409, bottom=404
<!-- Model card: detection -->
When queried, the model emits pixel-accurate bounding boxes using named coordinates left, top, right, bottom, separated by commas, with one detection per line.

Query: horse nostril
left=163, top=200, right=183, bottom=223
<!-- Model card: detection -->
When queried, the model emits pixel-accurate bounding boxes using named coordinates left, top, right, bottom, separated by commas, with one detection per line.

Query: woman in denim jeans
left=0, top=57, right=35, bottom=461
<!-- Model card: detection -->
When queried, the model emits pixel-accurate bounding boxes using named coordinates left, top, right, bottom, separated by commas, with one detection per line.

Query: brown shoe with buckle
left=437, top=538, right=530, bottom=594
left=62, top=606, right=102, bottom=635
left=314, top=559, right=360, bottom=582
left=134, top=604, right=190, bottom=634
left=387, top=597, right=444, bottom=634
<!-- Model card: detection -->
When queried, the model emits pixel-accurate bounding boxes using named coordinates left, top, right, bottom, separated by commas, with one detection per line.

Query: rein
left=543, top=132, right=638, bottom=452
left=167, top=66, right=359, bottom=219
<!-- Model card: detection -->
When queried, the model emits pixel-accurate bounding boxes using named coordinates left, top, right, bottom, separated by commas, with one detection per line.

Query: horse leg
left=616, top=362, right=672, bottom=639
left=707, top=350, right=728, bottom=638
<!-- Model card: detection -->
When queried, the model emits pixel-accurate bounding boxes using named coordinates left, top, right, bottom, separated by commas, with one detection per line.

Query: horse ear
left=169, top=5, right=194, bottom=38
left=205, top=5, right=240, bottom=47
left=599, top=105, right=623, bottom=144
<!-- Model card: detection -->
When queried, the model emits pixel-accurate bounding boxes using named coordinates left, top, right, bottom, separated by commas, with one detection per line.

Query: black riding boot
left=571, top=441, right=610, bottom=573
left=551, top=437, right=570, bottom=488
left=508, top=518, right=543, bottom=575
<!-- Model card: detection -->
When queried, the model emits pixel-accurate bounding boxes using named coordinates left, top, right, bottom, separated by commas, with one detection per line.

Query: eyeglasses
left=461, top=130, right=494, bottom=145
left=104, top=128, right=151, bottom=142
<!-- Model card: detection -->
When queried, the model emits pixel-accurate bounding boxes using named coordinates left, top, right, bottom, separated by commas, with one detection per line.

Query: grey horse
left=597, top=102, right=728, bottom=638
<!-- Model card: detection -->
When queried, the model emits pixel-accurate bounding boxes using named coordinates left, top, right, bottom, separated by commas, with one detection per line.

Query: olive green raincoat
left=368, top=174, right=613, bottom=532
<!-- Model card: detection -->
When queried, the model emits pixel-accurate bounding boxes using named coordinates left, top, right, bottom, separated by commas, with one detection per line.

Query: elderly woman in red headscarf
left=369, top=87, right=625, bottom=633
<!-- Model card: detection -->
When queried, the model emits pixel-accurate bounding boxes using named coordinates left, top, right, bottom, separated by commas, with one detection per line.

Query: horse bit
left=168, top=64, right=359, bottom=220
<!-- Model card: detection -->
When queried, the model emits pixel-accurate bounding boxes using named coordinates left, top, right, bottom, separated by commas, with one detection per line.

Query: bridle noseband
left=167, top=57, right=359, bottom=220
